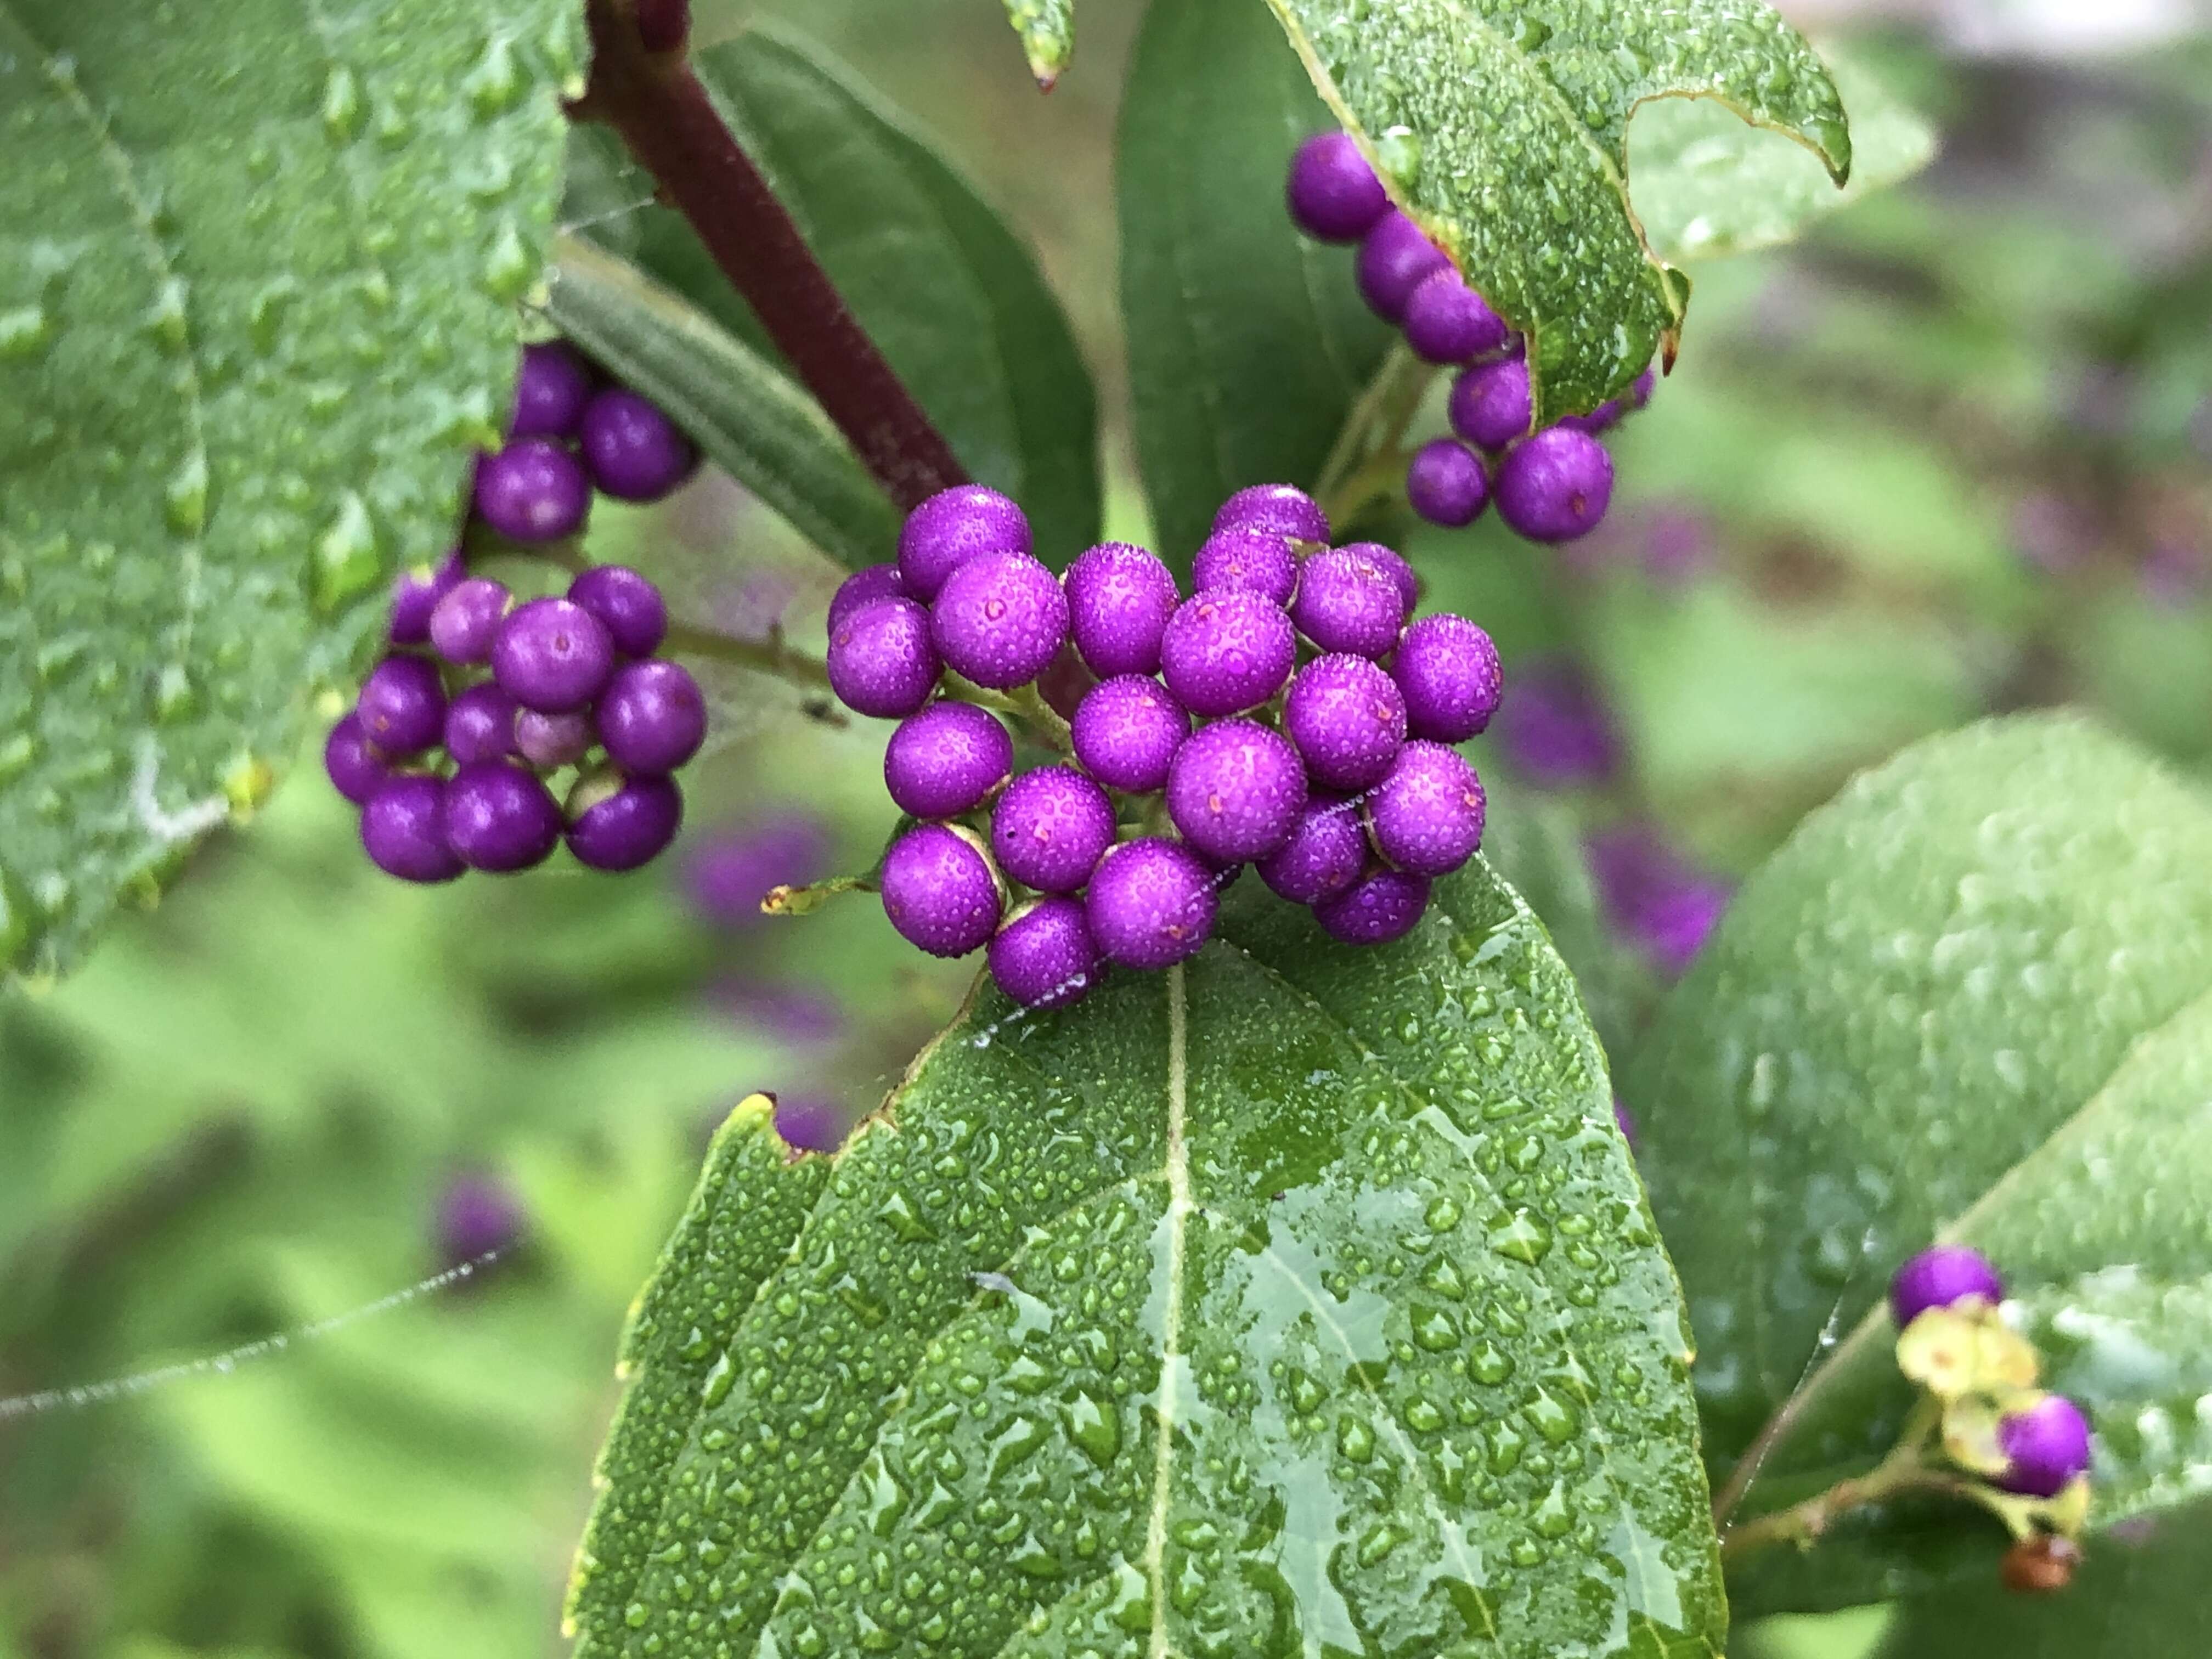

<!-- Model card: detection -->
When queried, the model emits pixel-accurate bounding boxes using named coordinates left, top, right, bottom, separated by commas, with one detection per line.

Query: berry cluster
left=1285, top=132, right=1652, bottom=543
left=825, top=482, right=1503, bottom=1011
left=325, top=342, right=706, bottom=882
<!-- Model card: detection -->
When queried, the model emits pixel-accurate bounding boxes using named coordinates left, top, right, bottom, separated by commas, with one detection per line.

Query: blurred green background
left=2, top=2, right=2208, bottom=1656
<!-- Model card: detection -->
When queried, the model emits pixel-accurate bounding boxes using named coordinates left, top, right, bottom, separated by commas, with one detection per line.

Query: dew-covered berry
left=473, top=438, right=591, bottom=543
left=1063, top=541, right=1179, bottom=677
left=443, top=682, right=518, bottom=765
left=389, top=551, right=463, bottom=645
left=1211, top=483, right=1330, bottom=547
left=1365, top=740, right=1486, bottom=876
left=1356, top=210, right=1449, bottom=323
left=828, top=562, right=907, bottom=631
left=1282, top=653, right=1407, bottom=791
left=1289, top=546, right=1408, bottom=659
left=428, top=577, right=512, bottom=665
left=1995, top=1396, right=2092, bottom=1498
left=509, top=341, right=596, bottom=441
left=1495, top=426, right=1614, bottom=543
left=1070, top=675, right=1189, bottom=794
left=1285, top=131, right=1389, bottom=242
left=493, top=596, right=617, bottom=713
left=360, top=775, right=463, bottom=884
left=1159, top=591, right=1297, bottom=718
left=991, top=765, right=1118, bottom=894
left=1165, top=718, right=1308, bottom=864
left=445, top=760, right=563, bottom=873
left=1392, top=612, right=1503, bottom=742
left=827, top=596, right=941, bottom=719
left=356, top=655, right=447, bottom=755
left=579, top=387, right=698, bottom=501
left=1314, top=866, right=1430, bottom=945
left=988, top=896, right=1099, bottom=1010
left=515, top=708, right=593, bottom=769
left=1405, top=439, right=1489, bottom=528
left=565, top=769, right=684, bottom=871
left=1190, top=527, right=1297, bottom=606
left=932, top=551, right=1070, bottom=690
left=1256, top=795, right=1367, bottom=905
left=324, top=714, right=393, bottom=804
left=1448, top=355, right=1533, bottom=450
left=1402, top=272, right=1510, bottom=364
left=1889, top=1245, right=2005, bottom=1327
left=568, top=564, right=669, bottom=657
left=898, top=484, right=1031, bottom=601
left=597, top=659, right=707, bottom=776
left=1085, top=838, right=1217, bottom=969
left=883, top=701, right=1013, bottom=820
left=879, top=822, right=1002, bottom=957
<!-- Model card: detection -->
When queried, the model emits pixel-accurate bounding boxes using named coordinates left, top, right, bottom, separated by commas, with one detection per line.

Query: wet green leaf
left=0, top=0, right=580, bottom=984
left=569, top=857, right=1726, bottom=1657
left=1003, top=0, right=1076, bottom=89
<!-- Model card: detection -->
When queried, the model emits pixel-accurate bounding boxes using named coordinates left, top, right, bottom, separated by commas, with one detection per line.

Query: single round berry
left=991, top=765, right=1118, bottom=894
left=1289, top=547, right=1408, bottom=659
left=1211, top=483, right=1330, bottom=547
left=428, top=577, right=512, bottom=665
left=597, top=658, right=707, bottom=775
left=568, top=565, right=669, bottom=657
left=1314, top=866, right=1431, bottom=945
left=1070, top=675, right=1189, bottom=794
left=1558, top=397, right=1624, bottom=435
left=1085, top=838, right=1217, bottom=969
left=883, top=701, right=1013, bottom=820
left=769, top=1092, right=845, bottom=1153
left=932, top=551, right=1070, bottom=691
left=1285, top=131, right=1389, bottom=242
left=565, top=770, right=684, bottom=871
left=879, top=822, right=1002, bottom=957
left=828, top=562, right=907, bottom=631
left=988, top=897, right=1099, bottom=1011
left=1393, top=613, right=1504, bottom=742
left=1165, top=719, right=1308, bottom=864
left=579, top=387, right=697, bottom=501
left=826, top=596, right=940, bottom=719
left=1405, top=439, right=1490, bottom=528
left=1448, top=356, right=1533, bottom=449
left=1889, top=1245, right=2005, bottom=1327
left=360, top=775, right=462, bottom=884
left=389, top=551, right=463, bottom=645
left=1996, top=1396, right=2093, bottom=1498
left=1361, top=542, right=1420, bottom=613
left=1495, top=427, right=1615, bottom=543
left=1190, top=527, right=1297, bottom=606
left=1063, top=541, right=1178, bottom=677
left=1629, top=365, right=1656, bottom=408
left=1282, top=654, right=1407, bottom=792
left=438, top=1172, right=526, bottom=1267
left=473, top=439, right=591, bottom=543
left=898, top=484, right=1031, bottom=601
left=1366, top=741, right=1486, bottom=876
left=356, top=655, right=447, bottom=756
left=443, top=682, right=519, bottom=765
left=1257, top=795, right=1367, bottom=904
left=445, top=760, right=563, bottom=873
left=1497, top=656, right=1618, bottom=786
left=324, top=713, right=393, bottom=804
left=515, top=708, right=594, bottom=769
left=493, top=596, right=617, bottom=713
left=1402, top=272, right=1510, bottom=364
left=1356, top=210, right=1449, bottom=323
left=1159, top=591, right=1297, bottom=718
left=509, top=340, right=596, bottom=441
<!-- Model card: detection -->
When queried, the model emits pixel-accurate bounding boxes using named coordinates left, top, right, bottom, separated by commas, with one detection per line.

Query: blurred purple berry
left=991, top=765, right=1118, bottom=894
left=1366, top=741, right=1486, bottom=876
left=931, top=551, right=1070, bottom=690
left=718, top=983, right=844, bottom=1046
left=493, top=596, right=617, bottom=714
left=428, top=577, right=512, bottom=665
left=1402, top=272, right=1509, bottom=363
left=1586, top=824, right=1730, bottom=976
left=1448, top=356, right=1533, bottom=450
left=1290, top=546, right=1407, bottom=658
left=1393, top=613, right=1503, bottom=742
left=473, top=438, right=591, bottom=543
left=1283, top=653, right=1407, bottom=792
left=438, top=1173, right=525, bottom=1267
left=898, top=484, right=1031, bottom=601
left=324, top=714, right=392, bottom=805
left=1406, top=439, right=1490, bottom=528
left=1356, top=210, right=1449, bottom=322
left=443, top=682, right=518, bottom=765
left=1063, top=541, right=1180, bottom=678
left=568, top=565, right=669, bottom=657
left=827, top=596, right=941, bottom=719
left=565, top=770, right=684, bottom=871
left=1496, top=656, right=1618, bottom=787
left=1085, top=838, right=1217, bottom=969
left=884, top=701, right=1013, bottom=820
left=360, top=775, right=463, bottom=884
left=1614, top=1098, right=1638, bottom=1146
left=515, top=708, right=593, bottom=769
left=356, top=655, right=447, bottom=756
left=829, top=562, right=907, bottom=631
left=596, top=659, right=707, bottom=776
left=684, top=812, right=831, bottom=927
left=770, top=1092, right=847, bottom=1154
left=508, top=341, right=596, bottom=441
left=1165, top=718, right=1307, bottom=864
left=1212, top=483, right=1330, bottom=546
left=389, top=551, right=463, bottom=645
left=988, top=896, right=1099, bottom=1011
left=1641, top=507, right=1711, bottom=585
left=1159, top=590, right=1297, bottom=718
left=1996, top=1396, right=2092, bottom=1498
left=1889, top=1244, right=2005, bottom=1327
left=1495, top=426, right=1614, bottom=543
left=1285, top=131, right=1389, bottom=242
left=1190, top=527, right=1297, bottom=606
left=1070, top=675, right=1189, bottom=794
left=880, top=823, right=1002, bottom=957
left=579, top=387, right=698, bottom=502
left=1257, top=795, right=1367, bottom=904
left=445, top=760, right=563, bottom=873
left=1314, top=866, right=1431, bottom=945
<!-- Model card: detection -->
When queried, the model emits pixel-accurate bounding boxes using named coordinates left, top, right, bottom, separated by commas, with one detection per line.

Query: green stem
left=1312, top=344, right=1437, bottom=527
left=939, top=675, right=1073, bottom=754
left=1717, top=1401, right=1961, bottom=1564
left=664, top=620, right=833, bottom=693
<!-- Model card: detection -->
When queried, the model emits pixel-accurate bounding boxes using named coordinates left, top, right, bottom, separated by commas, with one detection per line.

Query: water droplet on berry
left=308, top=492, right=381, bottom=614
left=321, top=66, right=365, bottom=144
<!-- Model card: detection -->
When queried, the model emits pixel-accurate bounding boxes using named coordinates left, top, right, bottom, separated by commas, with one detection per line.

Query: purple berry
left=324, top=714, right=393, bottom=805
left=1495, top=427, right=1615, bottom=543
left=579, top=387, right=697, bottom=501
left=991, top=765, right=1118, bottom=894
left=769, top=1092, right=845, bottom=1153
left=509, top=341, right=596, bottom=441
left=898, top=484, right=1031, bottom=602
left=1211, top=484, right=1330, bottom=547
left=492, top=596, right=617, bottom=714
left=390, top=551, right=463, bottom=645
left=1159, top=590, right=1297, bottom=718
left=829, top=562, right=907, bottom=632
left=1070, top=675, right=1189, bottom=794
left=428, top=577, right=512, bottom=665
left=516, top=709, right=593, bottom=769
left=1996, top=1396, right=2093, bottom=1498
left=1393, top=613, right=1504, bottom=742
left=1558, top=398, right=1624, bottom=435
left=1314, top=866, right=1431, bottom=945
left=356, top=655, right=447, bottom=756
left=932, top=551, right=1070, bottom=690
left=1165, top=718, right=1307, bottom=864
left=1629, top=365, right=1656, bottom=408
left=1084, top=838, right=1217, bottom=969
left=1190, top=527, right=1297, bottom=606
left=1497, top=658, right=1618, bottom=788
left=1366, top=741, right=1486, bottom=876
left=1587, top=825, right=1730, bottom=977
left=1889, top=1245, right=2005, bottom=1327
left=1405, top=440, right=1490, bottom=528
left=360, top=775, right=463, bottom=884
left=438, top=1172, right=526, bottom=1267
left=827, top=596, right=940, bottom=719
left=445, top=760, right=563, bottom=873
left=988, top=897, right=1099, bottom=1010
left=1285, top=131, right=1389, bottom=242
left=1257, top=796, right=1368, bottom=904
left=565, top=770, right=684, bottom=871
left=1448, top=356, right=1532, bottom=450
left=1289, top=547, right=1408, bottom=659
left=1615, top=1098, right=1638, bottom=1146
left=1282, top=654, right=1407, bottom=792
left=1063, top=541, right=1179, bottom=678
left=596, top=659, right=706, bottom=776
left=684, top=812, right=830, bottom=928
left=473, top=438, right=591, bottom=543
left=443, top=682, right=518, bottom=765
left=1356, top=210, right=1449, bottom=323
left=1402, top=272, right=1509, bottom=364
left=883, top=701, right=1013, bottom=820
left=568, top=565, right=669, bottom=657
left=1360, top=542, right=1420, bottom=613
left=879, top=823, right=1002, bottom=957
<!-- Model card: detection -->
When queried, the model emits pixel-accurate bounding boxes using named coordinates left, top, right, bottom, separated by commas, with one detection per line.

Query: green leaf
left=0, top=0, right=580, bottom=983
left=1003, top=0, right=1076, bottom=89
left=1259, top=0, right=1853, bottom=422
left=568, top=859, right=1728, bottom=1657
left=1117, top=0, right=1393, bottom=565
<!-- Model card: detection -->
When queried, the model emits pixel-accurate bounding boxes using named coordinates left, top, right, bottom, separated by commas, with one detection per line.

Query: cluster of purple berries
left=1285, top=132, right=1652, bottom=543
left=825, top=480, right=1503, bottom=1011
left=323, top=343, right=706, bottom=882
